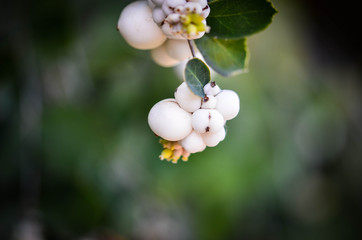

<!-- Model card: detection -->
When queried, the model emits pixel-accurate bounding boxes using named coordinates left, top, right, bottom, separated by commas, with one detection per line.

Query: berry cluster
left=148, top=82, right=240, bottom=163
left=148, top=0, right=210, bottom=40
left=117, top=1, right=210, bottom=68
left=117, top=1, right=242, bottom=164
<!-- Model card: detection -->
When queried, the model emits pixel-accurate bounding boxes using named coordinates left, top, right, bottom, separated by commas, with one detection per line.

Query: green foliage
left=184, top=58, right=211, bottom=97
left=195, top=36, right=248, bottom=77
left=186, top=0, right=277, bottom=95
left=207, top=0, right=277, bottom=38
left=2, top=0, right=362, bottom=239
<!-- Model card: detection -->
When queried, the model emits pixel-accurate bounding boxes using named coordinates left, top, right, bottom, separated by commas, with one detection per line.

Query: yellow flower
left=180, top=13, right=207, bottom=36
left=159, top=148, right=173, bottom=160
left=158, top=139, right=192, bottom=164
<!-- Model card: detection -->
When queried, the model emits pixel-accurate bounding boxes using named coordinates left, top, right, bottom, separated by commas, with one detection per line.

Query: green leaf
left=184, top=58, right=211, bottom=97
left=207, top=0, right=277, bottom=38
left=195, top=35, right=249, bottom=77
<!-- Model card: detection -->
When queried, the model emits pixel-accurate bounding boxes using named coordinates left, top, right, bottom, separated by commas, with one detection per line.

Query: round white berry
left=162, top=0, right=174, bottom=15
left=201, top=5, right=210, bottom=18
left=117, top=1, right=166, bottom=50
left=203, top=82, right=221, bottom=96
left=174, top=82, right=202, bottom=112
left=191, top=109, right=224, bottom=134
left=165, top=39, right=192, bottom=61
left=180, top=131, right=206, bottom=153
left=165, top=0, right=187, bottom=8
left=188, top=0, right=208, bottom=6
left=152, top=7, right=166, bottom=25
left=147, top=0, right=157, bottom=9
left=161, top=21, right=173, bottom=35
left=184, top=2, right=202, bottom=14
left=215, top=90, right=240, bottom=120
left=150, top=44, right=180, bottom=67
left=151, top=0, right=165, bottom=7
left=171, top=22, right=183, bottom=34
left=201, top=95, right=217, bottom=109
left=148, top=98, right=192, bottom=141
left=188, top=0, right=209, bottom=18
left=174, top=5, right=184, bottom=13
left=161, top=22, right=184, bottom=40
left=202, top=127, right=226, bottom=147
left=166, top=13, right=182, bottom=24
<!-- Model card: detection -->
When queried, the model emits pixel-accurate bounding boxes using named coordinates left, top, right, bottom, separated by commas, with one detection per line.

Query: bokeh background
left=1, top=0, right=362, bottom=239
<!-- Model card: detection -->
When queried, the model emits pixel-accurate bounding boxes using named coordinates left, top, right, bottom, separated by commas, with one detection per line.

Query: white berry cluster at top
left=117, top=0, right=210, bottom=68
left=148, top=81, right=240, bottom=163
left=148, top=0, right=210, bottom=40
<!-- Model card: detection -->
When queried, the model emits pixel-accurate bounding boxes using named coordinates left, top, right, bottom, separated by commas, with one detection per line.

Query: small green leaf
left=207, top=0, right=277, bottom=38
left=195, top=35, right=249, bottom=77
left=184, top=58, right=211, bottom=97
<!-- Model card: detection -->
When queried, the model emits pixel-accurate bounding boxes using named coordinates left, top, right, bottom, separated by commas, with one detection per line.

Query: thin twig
left=187, top=40, right=196, bottom=58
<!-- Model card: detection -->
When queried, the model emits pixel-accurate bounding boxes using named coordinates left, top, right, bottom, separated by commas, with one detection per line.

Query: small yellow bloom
left=180, top=15, right=191, bottom=25
left=159, top=148, right=173, bottom=160
left=180, top=12, right=207, bottom=36
left=186, top=24, right=198, bottom=35
left=196, top=23, right=206, bottom=32
left=157, top=139, right=192, bottom=164
left=189, top=13, right=204, bottom=24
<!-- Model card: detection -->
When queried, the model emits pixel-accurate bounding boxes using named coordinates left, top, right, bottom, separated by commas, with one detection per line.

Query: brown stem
left=187, top=40, right=196, bottom=58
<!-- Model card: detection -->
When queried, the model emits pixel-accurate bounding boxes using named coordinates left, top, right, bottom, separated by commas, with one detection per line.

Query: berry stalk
left=187, top=40, right=196, bottom=58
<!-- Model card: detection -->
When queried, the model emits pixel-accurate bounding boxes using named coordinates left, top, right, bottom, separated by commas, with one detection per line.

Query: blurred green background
left=1, top=0, right=362, bottom=239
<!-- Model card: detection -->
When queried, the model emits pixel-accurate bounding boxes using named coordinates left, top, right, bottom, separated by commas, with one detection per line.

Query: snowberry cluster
left=117, top=1, right=210, bottom=67
left=148, top=0, right=210, bottom=40
left=117, top=1, right=242, bottom=164
left=148, top=81, right=240, bottom=163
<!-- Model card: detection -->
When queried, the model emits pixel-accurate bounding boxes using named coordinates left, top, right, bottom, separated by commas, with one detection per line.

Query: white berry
left=174, top=82, right=202, bottom=112
left=191, top=109, right=224, bottom=134
left=147, top=0, right=157, bottom=8
left=188, top=0, right=210, bottom=18
left=161, top=22, right=184, bottom=40
left=148, top=98, right=192, bottom=141
left=180, top=131, right=206, bottom=153
left=174, top=5, right=184, bottom=13
left=202, top=127, right=226, bottom=147
left=152, top=7, right=166, bottom=25
left=165, top=39, right=192, bottom=61
left=162, top=0, right=174, bottom=15
left=151, top=0, right=165, bottom=6
left=201, top=95, right=217, bottom=109
left=117, top=1, right=166, bottom=50
left=184, top=2, right=202, bottom=14
left=215, top=90, right=240, bottom=120
left=165, top=13, right=180, bottom=24
left=150, top=44, right=180, bottom=67
left=165, top=0, right=187, bottom=8
left=203, top=82, right=221, bottom=96
left=200, top=5, right=210, bottom=18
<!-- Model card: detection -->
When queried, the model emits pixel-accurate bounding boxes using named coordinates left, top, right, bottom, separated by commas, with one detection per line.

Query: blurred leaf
left=208, top=0, right=277, bottom=38
left=184, top=58, right=210, bottom=97
left=29, top=0, right=76, bottom=56
left=195, top=35, right=248, bottom=76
